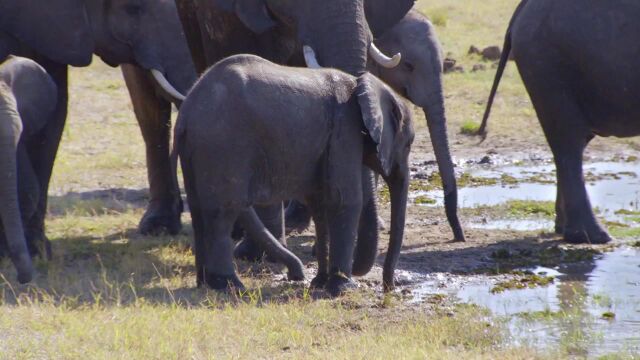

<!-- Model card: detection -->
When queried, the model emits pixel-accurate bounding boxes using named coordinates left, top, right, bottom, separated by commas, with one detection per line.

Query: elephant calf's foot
left=138, top=201, right=182, bottom=236
left=310, top=272, right=329, bottom=289
left=205, top=272, right=245, bottom=292
left=233, top=239, right=265, bottom=262
left=564, top=226, right=612, bottom=244
left=325, top=273, right=357, bottom=297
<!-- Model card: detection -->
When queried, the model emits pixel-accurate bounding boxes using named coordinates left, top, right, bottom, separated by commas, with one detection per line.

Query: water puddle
left=468, top=219, right=555, bottom=231
left=411, top=246, right=640, bottom=356
left=415, top=162, right=640, bottom=227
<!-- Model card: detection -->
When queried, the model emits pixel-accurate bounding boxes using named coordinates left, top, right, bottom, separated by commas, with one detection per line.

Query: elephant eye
left=403, top=62, right=414, bottom=72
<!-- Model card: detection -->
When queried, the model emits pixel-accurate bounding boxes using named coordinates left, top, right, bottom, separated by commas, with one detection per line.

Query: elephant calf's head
left=355, top=72, right=414, bottom=291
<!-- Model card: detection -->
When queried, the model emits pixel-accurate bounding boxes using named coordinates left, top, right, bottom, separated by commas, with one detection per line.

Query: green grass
left=506, top=200, right=555, bottom=218
left=460, top=120, right=481, bottom=135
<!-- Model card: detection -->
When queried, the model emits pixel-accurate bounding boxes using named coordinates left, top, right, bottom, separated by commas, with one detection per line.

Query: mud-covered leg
left=122, top=64, right=182, bottom=236
left=308, top=199, right=329, bottom=288
left=201, top=207, right=244, bottom=291
left=325, top=202, right=361, bottom=297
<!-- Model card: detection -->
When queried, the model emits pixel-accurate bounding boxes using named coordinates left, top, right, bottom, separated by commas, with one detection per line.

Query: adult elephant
left=368, top=10, right=464, bottom=242
left=173, top=0, right=415, bottom=274
left=478, top=0, right=640, bottom=244
left=292, top=9, right=466, bottom=243
left=8, top=0, right=196, bottom=257
left=0, top=0, right=92, bottom=275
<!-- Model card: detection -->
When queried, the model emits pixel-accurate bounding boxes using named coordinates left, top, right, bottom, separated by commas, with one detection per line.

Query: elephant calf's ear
left=356, top=73, right=399, bottom=177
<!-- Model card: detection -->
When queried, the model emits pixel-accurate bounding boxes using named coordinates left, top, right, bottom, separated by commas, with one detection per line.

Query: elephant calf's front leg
left=325, top=202, right=361, bottom=296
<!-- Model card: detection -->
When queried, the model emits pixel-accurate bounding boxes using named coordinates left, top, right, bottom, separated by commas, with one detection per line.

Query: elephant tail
left=476, top=0, right=529, bottom=138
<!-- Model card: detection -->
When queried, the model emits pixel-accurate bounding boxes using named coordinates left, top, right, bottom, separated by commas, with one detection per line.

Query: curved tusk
left=151, top=69, right=186, bottom=101
left=303, top=45, right=321, bottom=69
left=369, top=43, right=401, bottom=68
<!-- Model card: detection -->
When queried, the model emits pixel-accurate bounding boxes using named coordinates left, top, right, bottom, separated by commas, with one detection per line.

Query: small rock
left=443, top=57, right=457, bottom=73
left=479, top=155, right=492, bottom=164
left=472, top=63, right=487, bottom=72
left=481, top=46, right=502, bottom=61
left=452, top=65, right=465, bottom=73
left=468, top=45, right=481, bottom=55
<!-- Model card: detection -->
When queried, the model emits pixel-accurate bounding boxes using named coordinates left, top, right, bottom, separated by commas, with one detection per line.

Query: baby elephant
left=175, top=54, right=415, bottom=295
left=0, top=56, right=58, bottom=283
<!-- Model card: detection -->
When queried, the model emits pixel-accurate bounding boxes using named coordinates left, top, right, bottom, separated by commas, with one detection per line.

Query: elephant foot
left=325, top=273, right=356, bottom=297
left=310, top=272, right=329, bottom=289
left=233, top=239, right=265, bottom=262
left=564, top=227, right=612, bottom=244
left=14, top=253, right=34, bottom=284
left=284, top=201, right=312, bottom=234
left=138, top=200, right=182, bottom=236
left=205, top=272, right=245, bottom=292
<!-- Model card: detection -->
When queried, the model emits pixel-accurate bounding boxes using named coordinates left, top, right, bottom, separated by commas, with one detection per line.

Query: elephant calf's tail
left=476, top=0, right=529, bottom=138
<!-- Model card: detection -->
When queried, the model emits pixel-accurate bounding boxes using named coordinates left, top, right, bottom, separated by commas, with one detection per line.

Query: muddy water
left=417, top=162, right=640, bottom=229
left=411, top=247, right=640, bottom=356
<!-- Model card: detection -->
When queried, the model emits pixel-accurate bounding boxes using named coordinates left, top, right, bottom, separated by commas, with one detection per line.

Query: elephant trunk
left=422, top=91, right=465, bottom=242
left=382, top=167, right=409, bottom=292
left=0, top=90, right=33, bottom=284
left=310, top=0, right=370, bottom=76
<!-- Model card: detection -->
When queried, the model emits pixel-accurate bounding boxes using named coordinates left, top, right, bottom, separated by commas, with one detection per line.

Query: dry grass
left=0, top=0, right=636, bottom=358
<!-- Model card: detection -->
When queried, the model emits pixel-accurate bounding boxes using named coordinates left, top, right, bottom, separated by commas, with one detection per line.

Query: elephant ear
left=213, top=0, right=277, bottom=34
left=365, top=0, right=416, bottom=37
left=356, top=73, right=403, bottom=177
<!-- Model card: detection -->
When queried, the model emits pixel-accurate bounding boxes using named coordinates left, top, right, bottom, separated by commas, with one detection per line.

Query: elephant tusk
left=151, top=69, right=186, bottom=102
left=303, top=45, right=321, bottom=69
left=369, top=42, right=401, bottom=69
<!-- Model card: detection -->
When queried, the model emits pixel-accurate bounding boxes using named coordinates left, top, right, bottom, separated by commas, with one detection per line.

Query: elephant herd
left=0, top=0, right=637, bottom=295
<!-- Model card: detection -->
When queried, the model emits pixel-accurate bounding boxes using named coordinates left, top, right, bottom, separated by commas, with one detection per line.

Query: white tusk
left=369, top=42, right=401, bottom=68
left=303, top=45, right=321, bottom=69
left=151, top=69, right=186, bottom=101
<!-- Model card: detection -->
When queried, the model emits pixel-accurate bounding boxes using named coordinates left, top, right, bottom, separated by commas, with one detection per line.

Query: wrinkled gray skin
left=479, top=0, right=640, bottom=244
left=175, top=55, right=415, bottom=295
left=174, top=0, right=414, bottom=269
left=0, top=57, right=58, bottom=283
left=1, top=0, right=196, bottom=258
left=0, top=0, right=94, bottom=258
left=368, top=10, right=464, bottom=242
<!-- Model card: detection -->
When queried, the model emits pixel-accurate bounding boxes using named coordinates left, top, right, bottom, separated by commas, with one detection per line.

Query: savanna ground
left=1, top=0, right=639, bottom=358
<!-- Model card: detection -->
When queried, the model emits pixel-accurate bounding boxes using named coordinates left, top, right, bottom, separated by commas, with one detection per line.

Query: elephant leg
left=308, top=199, right=329, bottom=288
left=234, top=203, right=284, bottom=262
left=284, top=200, right=312, bottom=234
left=17, top=144, right=40, bottom=223
left=201, top=207, right=244, bottom=291
left=121, top=64, right=182, bottom=236
left=325, top=202, right=361, bottom=296
left=522, top=66, right=610, bottom=244
left=352, top=167, right=379, bottom=276
left=554, top=188, right=565, bottom=234
left=23, top=62, right=68, bottom=259
left=181, top=159, right=205, bottom=286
